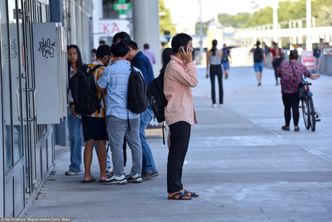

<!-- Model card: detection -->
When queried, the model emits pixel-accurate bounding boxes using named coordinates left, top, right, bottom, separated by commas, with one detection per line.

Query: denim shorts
left=222, top=61, right=230, bottom=71
left=254, top=62, right=264, bottom=73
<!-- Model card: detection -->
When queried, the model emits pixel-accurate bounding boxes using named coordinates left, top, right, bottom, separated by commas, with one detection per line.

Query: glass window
left=1, top=0, right=13, bottom=173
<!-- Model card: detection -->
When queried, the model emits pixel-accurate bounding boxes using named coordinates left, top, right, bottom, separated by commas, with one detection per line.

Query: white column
left=306, top=0, right=312, bottom=50
left=133, top=0, right=161, bottom=76
left=273, top=0, right=278, bottom=42
left=92, top=0, right=103, bottom=48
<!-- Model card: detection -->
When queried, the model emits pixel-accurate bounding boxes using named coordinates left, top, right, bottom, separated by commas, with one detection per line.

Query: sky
left=164, top=0, right=277, bottom=33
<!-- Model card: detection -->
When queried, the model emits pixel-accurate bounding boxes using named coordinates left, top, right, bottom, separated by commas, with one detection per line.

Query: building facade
left=0, top=0, right=92, bottom=217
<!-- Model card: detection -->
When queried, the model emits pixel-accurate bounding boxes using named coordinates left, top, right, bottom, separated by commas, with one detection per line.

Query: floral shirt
left=278, top=61, right=311, bottom=94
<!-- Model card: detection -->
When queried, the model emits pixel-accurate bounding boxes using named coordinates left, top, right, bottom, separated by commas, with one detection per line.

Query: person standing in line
left=206, top=39, right=223, bottom=107
left=250, top=40, right=266, bottom=86
left=278, top=50, right=320, bottom=132
left=65, top=45, right=84, bottom=176
left=124, top=40, right=159, bottom=180
left=164, top=33, right=199, bottom=200
left=221, top=43, right=231, bottom=79
left=270, top=41, right=283, bottom=86
left=143, top=43, right=156, bottom=65
left=98, top=42, right=143, bottom=185
left=81, top=45, right=111, bottom=183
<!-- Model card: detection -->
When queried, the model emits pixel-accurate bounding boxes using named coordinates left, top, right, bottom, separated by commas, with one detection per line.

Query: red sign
left=301, top=51, right=315, bottom=70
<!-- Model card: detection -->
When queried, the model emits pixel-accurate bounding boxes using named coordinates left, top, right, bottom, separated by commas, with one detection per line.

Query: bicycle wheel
left=301, top=99, right=311, bottom=130
left=308, top=97, right=316, bottom=132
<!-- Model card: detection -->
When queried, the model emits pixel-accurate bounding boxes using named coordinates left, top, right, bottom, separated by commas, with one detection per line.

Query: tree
left=159, top=0, right=176, bottom=35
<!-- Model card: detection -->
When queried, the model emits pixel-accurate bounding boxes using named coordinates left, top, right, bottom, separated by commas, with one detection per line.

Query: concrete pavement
left=26, top=67, right=332, bottom=222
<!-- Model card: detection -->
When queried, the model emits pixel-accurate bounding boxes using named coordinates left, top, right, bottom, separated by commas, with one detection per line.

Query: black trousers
left=282, top=93, right=300, bottom=127
left=210, top=65, right=223, bottom=104
left=167, top=121, right=191, bottom=193
left=272, top=58, right=282, bottom=82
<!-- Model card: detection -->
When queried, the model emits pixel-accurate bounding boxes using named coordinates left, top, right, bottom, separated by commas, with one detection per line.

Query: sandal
left=184, top=189, right=199, bottom=198
left=168, top=191, right=192, bottom=200
left=281, top=126, right=290, bottom=131
left=82, top=177, right=96, bottom=183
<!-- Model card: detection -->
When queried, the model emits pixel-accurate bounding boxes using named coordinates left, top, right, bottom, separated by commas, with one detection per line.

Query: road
left=26, top=66, right=332, bottom=222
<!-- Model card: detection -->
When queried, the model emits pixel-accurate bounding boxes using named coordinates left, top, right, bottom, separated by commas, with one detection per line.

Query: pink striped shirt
left=164, top=56, right=198, bottom=125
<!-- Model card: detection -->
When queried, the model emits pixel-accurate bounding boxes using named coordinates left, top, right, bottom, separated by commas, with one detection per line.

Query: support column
left=306, top=0, right=312, bottom=50
left=133, top=0, right=161, bottom=76
left=272, top=0, right=278, bottom=42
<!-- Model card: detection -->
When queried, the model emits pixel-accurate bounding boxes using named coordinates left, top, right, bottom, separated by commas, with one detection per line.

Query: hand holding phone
left=180, top=45, right=193, bottom=63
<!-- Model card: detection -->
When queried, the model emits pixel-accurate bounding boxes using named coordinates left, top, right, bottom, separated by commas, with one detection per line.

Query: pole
left=306, top=0, right=312, bottom=50
left=273, top=0, right=278, bottom=42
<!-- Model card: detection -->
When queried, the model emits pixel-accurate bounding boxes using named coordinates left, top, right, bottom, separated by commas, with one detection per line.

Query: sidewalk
left=26, top=67, right=332, bottom=222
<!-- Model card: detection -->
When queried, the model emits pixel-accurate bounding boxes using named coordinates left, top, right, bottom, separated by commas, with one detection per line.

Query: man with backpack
left=70, top=45, right=111, bottom=183
left=124, top=40, right=159, bottom=181
left=98, top=42, right=143, bottom=185
left=251, top=40, right=266, bottom=86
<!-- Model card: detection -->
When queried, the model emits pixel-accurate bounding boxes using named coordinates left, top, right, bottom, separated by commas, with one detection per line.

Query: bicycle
left=299, top=79, right=320, bottom=131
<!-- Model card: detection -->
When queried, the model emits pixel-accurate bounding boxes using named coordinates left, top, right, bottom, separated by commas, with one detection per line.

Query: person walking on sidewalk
left=125, top=39, right=159, bottom=181
left=206, top=39, right=223, bottom=107
left=221, top=43, right=231, bottom=79
left=164, top=33, right=199, bottom=200
left=143, top=43, right=156, bottom=65
left=270, top=41, right=283, bottom=86
left=81, top=45, right=111, bottom=183
left=250, top=40, right=266, bottom=86
left=66, top=45, right=84, bottom=176
left=278, top=50, right=320, bottom=132
left=98, top=42, right=143, bottom=185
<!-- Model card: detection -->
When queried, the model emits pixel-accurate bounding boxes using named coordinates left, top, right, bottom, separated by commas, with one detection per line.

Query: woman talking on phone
left=206, top=39, right=223, bottom=107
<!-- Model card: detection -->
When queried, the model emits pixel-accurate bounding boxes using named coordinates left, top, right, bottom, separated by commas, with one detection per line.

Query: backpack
left=254, top=47, right=263, bottom=63
left=127, top=66, right=148, bottom=114
left=69, top=64, right=103, bottom=115
left=147, top=70, right=167, bottom=123
left=313, top=48, right=321, bottom=58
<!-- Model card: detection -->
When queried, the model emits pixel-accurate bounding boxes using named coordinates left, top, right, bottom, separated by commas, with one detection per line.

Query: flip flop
left=184, top=189, right=199, bottom=198
left=82, top=177, right=96, bottom=183
left=168, top=191, right=192, bottom=200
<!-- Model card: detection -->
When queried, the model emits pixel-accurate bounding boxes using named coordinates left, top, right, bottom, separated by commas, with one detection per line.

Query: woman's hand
left=310, top=74, right=320, bottom=80
left=181, top=46, right=193, bottom=64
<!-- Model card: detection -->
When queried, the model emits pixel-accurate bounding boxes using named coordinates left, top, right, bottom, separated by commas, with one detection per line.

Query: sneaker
left=294, top=126, right=300, bottom=132
left=258, top=82, right=261, bottom=86
left=211, top=104, right=217, bottom=108
left=126, top=173, right=143, bottom=183
left=104, top=174, right=127, bottom=185
left=65, top=170, right=83, bottom=176
left=142, top=171, right=159, bottom=181
left=281, top=126, right=290, bottom=131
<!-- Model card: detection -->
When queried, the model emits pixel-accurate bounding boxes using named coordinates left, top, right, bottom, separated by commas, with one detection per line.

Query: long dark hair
left=160, top=48, right=173, bottom=76
left=67, top=44, right=84, bottom=72
left=211, top=39, right=218, bottom=56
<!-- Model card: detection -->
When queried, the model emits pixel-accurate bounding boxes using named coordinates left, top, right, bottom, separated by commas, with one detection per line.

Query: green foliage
left=159, top=0, right=176, bottom=35
left=213, top=0, right=332, bottom=28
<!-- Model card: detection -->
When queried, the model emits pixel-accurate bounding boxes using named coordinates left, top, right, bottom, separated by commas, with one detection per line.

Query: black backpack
left=147, top=70, right=167, bottom=123
left=313, top=48, right=321, bottom=58
left=69, top=65, right=103, bottom=115
left=254, top=47, right=263, bottom=63
left=127, top=66, right=148, bottom=114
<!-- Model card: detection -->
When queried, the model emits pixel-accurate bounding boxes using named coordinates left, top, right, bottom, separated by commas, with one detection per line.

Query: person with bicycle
left=278, top=50, right=320, bottom=132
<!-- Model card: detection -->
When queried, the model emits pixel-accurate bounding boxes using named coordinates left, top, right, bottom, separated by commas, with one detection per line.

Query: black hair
left=125, top=40, right=138, bottom=50
left=159, top=48, right=173, bottom=80
left=96, top=44, right=112, bottom=59
left=256, top=40, right=261, bottom=47
left=171, top=33, right=193, bottom=54
left=111, top=42, right=129, bottom=57
left=67, top=44, right=84, bottom=72
left=112, top=32, right=131, bottom=44
left=211, top=39, right=218, bottom=56
left=99, top=40, right=106, bottom=45
left=143, top=43, right=150, bottom=49
left=289, top=49, right=299, bottom=60
left=91, top=48, right=97, bottom=54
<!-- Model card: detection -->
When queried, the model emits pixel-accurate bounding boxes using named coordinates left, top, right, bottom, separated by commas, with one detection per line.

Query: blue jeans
left=140, top=108, right=157, bottom=173
left=68, top=113, right=82, bottom=171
